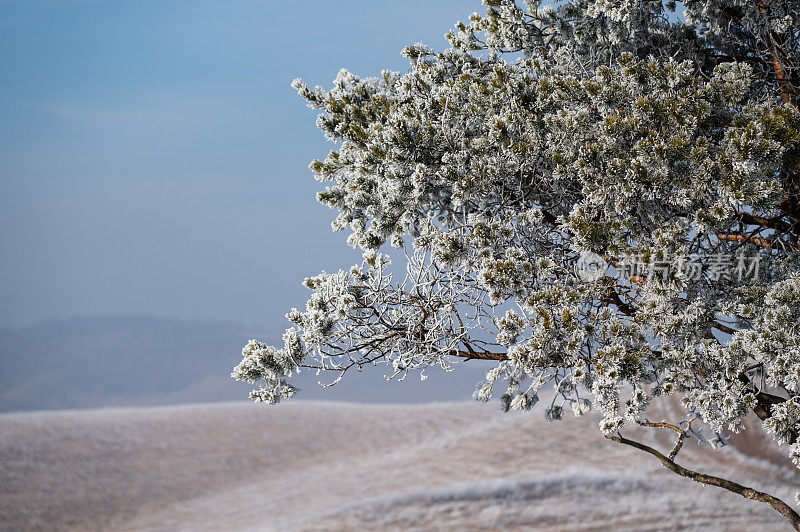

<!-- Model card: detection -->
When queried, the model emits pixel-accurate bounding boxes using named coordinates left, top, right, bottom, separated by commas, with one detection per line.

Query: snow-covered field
left=1, top=400, right=797, bottom=531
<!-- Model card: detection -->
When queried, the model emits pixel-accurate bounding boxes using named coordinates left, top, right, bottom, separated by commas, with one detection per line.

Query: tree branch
left=606, top=432, right=800, bottom=529
left=735, top=212, right=794, bottom=234
left=450, top=349, right=508, bottom=361
left=738, top=373, right=799, bottom=445
left=757, top=1, right=797, bottom=106
left=717, top=233, right=777, bottom=249
left=636, top=420, right=687, bottom=460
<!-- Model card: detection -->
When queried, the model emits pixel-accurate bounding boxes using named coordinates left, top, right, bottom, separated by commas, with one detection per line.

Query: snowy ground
left=1, top=400, right=798, bottom=531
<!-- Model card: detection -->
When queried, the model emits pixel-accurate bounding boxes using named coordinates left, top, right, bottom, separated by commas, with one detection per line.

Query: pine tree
left=234, top=1, right=800, bottom=525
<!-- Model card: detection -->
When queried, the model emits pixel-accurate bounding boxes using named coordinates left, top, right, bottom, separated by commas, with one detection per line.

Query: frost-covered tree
left=234, top=0, right=800, bottom=526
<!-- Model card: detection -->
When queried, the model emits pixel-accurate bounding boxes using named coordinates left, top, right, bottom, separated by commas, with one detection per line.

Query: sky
left=0, top=0, right=481, bottom=329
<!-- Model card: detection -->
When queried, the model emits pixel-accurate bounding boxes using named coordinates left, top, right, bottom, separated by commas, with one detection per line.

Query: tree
left=233, top=0, right=800, bottom=526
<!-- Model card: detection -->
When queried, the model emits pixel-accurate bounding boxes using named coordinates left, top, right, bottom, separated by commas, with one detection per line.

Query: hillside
left=0, top=316, right=491, bottom=412
left=0, top=316, right=260, bottom=412
left=1, top=400, right=797, bottom=530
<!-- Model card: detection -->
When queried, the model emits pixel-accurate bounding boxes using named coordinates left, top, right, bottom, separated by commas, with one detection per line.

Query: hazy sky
left=0, top=0, right=479, bottom=328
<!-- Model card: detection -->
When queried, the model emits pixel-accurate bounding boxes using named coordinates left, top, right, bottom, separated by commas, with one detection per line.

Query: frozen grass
left=1, top=400, right=797, bottom=530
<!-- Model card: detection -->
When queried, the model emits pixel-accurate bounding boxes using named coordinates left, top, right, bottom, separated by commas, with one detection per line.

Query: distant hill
left=0, top=316, right=491, bottom=412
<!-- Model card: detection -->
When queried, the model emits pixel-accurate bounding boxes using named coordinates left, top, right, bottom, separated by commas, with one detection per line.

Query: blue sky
left=0, top=0, right=480, bottom=328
